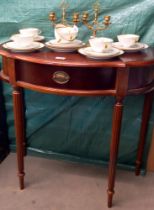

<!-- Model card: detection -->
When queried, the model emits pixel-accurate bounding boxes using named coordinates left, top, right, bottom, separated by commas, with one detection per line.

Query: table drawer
left=15, top=60, right=116, bottom=90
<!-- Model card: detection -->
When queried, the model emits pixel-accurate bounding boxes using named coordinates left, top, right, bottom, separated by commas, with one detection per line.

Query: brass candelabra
left=49, top=0, right=80, bottom=27
left=82, top=2, right=111, bottom=37
left=48, top=0, right=111, bottom=36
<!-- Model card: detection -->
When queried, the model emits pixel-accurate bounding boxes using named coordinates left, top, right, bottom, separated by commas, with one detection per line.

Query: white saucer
left=49, top=39, right=83, bottom=47
left=112, top=42, right=149, bottom=52
left=3, top=41, right=44, bottom=52
left=10, top=34, right=45, bottom=42
left=45, top=40, right=85, bottom=52
left=78, top=47, right=124, bottom=60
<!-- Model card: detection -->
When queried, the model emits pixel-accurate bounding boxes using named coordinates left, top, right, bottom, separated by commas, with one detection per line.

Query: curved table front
left=0, top=46, right=154, bottom=208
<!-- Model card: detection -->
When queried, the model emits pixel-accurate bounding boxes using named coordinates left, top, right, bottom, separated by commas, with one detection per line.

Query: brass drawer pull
left=52, top=71, right=70, bottom=84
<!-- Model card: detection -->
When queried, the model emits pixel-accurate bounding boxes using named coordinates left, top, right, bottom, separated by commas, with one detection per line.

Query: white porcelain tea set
left=79, top=34, right=149, bottom=60
left=79, top=37, right=122, bottom=60
left=3, top=28, right=45, bottom=52
left=2, top=25, right=149, bottom=59
left=113, top=34, right=148, bottom=52
left=45, top=24, right=85, bottom=52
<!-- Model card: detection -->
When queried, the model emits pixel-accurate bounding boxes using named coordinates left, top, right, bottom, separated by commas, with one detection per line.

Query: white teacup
left=11, top=34, right=34, bottom=48
left=89, top=37, right=113, bottom=53
left=54, top=24, right=78, bottom=43
left=19, top=28, right=41, bottom=37
left=117, top=34, right=140, bottom=47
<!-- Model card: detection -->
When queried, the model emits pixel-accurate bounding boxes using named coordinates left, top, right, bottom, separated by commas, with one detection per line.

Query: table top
left=0, top=45, right=154, bottom=68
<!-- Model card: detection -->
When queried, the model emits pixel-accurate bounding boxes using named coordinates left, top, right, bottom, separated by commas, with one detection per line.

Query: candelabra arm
left=93, top=25, right=110, bottom=36
left=96, top=25, right=109, bottom=31
left=83, top=21, right=93, bottom=30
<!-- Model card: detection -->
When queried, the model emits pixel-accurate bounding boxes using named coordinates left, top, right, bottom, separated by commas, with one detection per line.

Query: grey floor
left=0, top=153, right=154, bottom=210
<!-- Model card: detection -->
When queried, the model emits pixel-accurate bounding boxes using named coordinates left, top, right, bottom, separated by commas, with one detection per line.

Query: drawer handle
left=52, top=71, right=70, bottom=84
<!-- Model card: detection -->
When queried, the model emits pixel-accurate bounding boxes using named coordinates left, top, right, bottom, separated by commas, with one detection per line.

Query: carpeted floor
left=0, top=153, right=154, bottom=210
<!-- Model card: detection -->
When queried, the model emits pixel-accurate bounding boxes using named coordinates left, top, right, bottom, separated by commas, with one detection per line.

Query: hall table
left=0, top=45, right=154, bottom=208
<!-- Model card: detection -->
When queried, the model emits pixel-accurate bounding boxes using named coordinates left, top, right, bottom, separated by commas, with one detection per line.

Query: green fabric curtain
left=0, top=0, right=154, bottom=172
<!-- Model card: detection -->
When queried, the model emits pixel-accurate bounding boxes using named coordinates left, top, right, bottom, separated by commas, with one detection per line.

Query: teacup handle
left=38, top=30, right=41, bottom=35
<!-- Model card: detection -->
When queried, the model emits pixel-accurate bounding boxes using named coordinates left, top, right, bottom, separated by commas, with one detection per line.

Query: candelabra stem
left=93, top=30, right=97, bottom=37
left=94, top=10, right=98, bottom=25
left=62, top=8, right=65, bottom=24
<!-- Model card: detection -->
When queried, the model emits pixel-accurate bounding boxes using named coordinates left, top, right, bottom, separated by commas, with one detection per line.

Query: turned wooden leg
left=21, top=91, right=27, bottom=157
left=135, top=92, right=154, bottom=176
left=108, top=101, right=123, bottom=208
left=13, top=87, right=25, bottom=189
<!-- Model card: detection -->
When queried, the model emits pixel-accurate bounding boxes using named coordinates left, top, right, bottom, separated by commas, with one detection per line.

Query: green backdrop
left=0, top=0, right=154, bottom=172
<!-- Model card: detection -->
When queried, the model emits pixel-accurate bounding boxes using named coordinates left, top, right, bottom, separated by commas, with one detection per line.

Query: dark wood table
left=0, top=46, right=154, bottom=207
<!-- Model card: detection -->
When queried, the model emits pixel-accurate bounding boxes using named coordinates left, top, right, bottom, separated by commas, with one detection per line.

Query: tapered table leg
left=13, top=87, right=25, bottom=189
left=107, top=101, right=123, bottom=208
left=135, top=91, right=154, bottom=176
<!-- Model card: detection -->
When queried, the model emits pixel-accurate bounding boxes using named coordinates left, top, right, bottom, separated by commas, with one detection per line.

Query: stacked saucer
left=112, top=42, right=149, bottom=52
left=78, top=47, right=124, bottom=60
left=11, top=28, right=45, bottom=42
left=112, top=34, right=149, bottom=52
left=11, top=34, right=44, bottom=42
left=3, top=41, right=44, bottom=53
left=78, top=37, right=124, bottom=60
left=45, top=39, right=85, bottom=52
